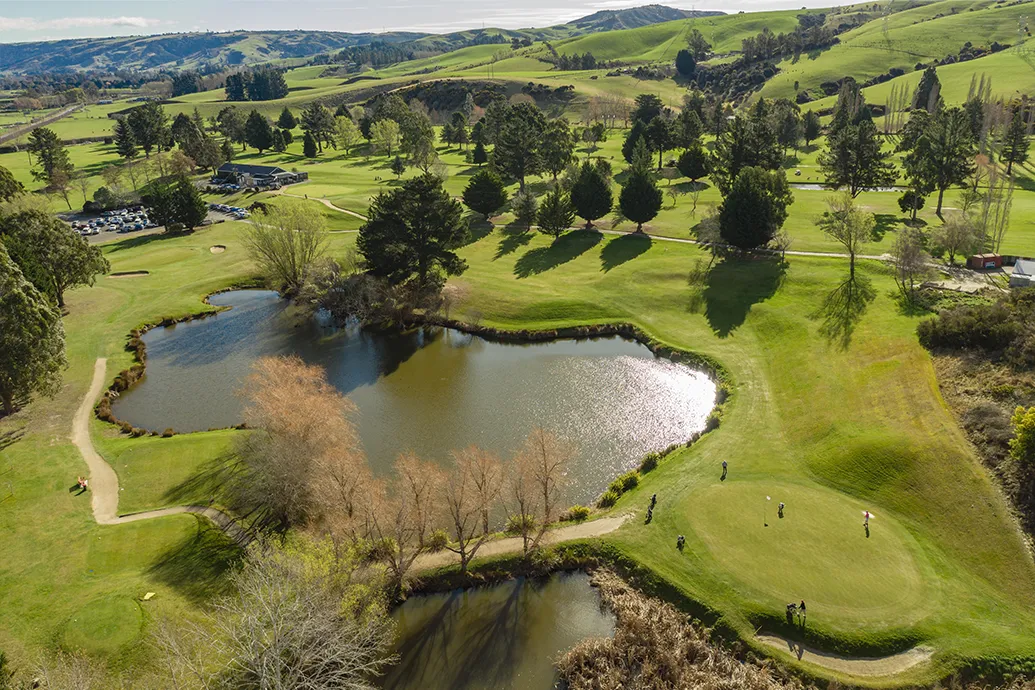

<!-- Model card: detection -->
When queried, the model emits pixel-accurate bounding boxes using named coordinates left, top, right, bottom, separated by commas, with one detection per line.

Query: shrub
left=704, top=410, right=721, bottom=431
left=619, top=471, right=639, bottom=492
left=607, top=471, right=638, bottom=495
left=917, top=302, right=1021, bottom=352
left=363, top=538, right=396, bottom=562
left=1007, top=327, right=1035, bottom=369
left=597, top=489, right=620, bottom=508
left=639, top=452, right=660, bottom=473
left=118, top=421, right=133, bottom=434
left=562, top=505, right=591, bottom=522
left=130, top=427, right=147, bottom=437
left=506, top=514, right=537, bottom=535
left=162, top=428, right=175, bottom=438
left=425, top=529, right=449, bottom=552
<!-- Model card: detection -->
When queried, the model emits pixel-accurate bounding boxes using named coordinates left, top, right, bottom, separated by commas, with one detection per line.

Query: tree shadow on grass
left=513, top=230, right=601, bottom=279
left=103, top=231, right=180, bottom=253
left=149, top=518, right=242, bottom=604
left=701, top=256, right=787, bottom=337
left=872, top=213, right=899, bottom=242
left=0, top=427, right=24, bottom=451
left=162, top=453, right=238, bottom=510
left=495, top=223, right=533, bottom=260
left=810, top=273, right=876, bottom=349
left=600, top=233, right=651, bottom=272
left=463, top=218, right=495, bottom=246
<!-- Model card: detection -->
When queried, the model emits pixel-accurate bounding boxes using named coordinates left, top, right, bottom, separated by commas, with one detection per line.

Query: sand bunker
left=210, top=245, right=226, bottom=254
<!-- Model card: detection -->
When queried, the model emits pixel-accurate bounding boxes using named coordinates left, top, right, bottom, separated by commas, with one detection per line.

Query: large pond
left=383, top=572, right=614, bottom=690
left=113, top=290, right=716, bottom=503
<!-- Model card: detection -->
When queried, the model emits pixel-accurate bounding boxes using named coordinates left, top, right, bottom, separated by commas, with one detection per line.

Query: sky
left=0, top=0, right=832, bottom=43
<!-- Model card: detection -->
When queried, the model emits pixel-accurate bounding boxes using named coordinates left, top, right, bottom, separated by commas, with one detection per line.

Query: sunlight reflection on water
left=114, top=290, right=716, bottom=503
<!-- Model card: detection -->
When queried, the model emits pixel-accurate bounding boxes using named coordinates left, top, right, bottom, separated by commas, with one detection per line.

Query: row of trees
left=228, top=354, right=573, bottom=593
left=0, top=180, right=111, bottom=414
left=224, top=66, right=290, bottom=102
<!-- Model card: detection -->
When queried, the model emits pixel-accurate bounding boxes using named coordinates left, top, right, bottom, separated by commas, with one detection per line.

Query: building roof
left=1016, top=259, right=1035, bottom=277
left=217, top=163, right=288, bottom=177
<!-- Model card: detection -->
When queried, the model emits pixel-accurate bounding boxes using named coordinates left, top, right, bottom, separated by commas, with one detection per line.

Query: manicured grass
left=96, top=430, right=238, bottom=515
left=1, top=197, right=1034, bottom=682
left=445, top=231, right=1035, bottom=680
left=0, top=223, right=277, bottom=672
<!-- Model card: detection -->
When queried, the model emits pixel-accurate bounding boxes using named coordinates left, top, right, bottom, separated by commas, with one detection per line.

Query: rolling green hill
left=0, top=5, right=722, bottom=75
left=760, top=0, right=1034, bottom=101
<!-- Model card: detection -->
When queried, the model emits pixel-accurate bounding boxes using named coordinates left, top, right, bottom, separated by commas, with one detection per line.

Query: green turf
left=0, top=222, right=275, bottom=672
left=2, top=200, right=1035, bottom=683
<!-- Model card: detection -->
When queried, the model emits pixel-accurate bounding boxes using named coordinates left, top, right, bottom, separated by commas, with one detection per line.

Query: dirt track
left=71, top=358, right=246, bottom=542
left=757, top=634, right=933, bottom=676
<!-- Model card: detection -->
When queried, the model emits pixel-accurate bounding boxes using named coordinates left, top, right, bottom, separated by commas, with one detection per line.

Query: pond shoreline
left=95, top=288, right=732, bottom=443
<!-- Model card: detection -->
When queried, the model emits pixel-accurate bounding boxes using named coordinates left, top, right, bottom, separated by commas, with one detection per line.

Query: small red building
left=968, top=254, right=1003, bottom=270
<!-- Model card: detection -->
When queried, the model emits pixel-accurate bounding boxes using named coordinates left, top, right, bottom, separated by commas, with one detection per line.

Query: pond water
left=113, top=290, right=715, bottom=503
left=383, top=572, right=614, bottom=690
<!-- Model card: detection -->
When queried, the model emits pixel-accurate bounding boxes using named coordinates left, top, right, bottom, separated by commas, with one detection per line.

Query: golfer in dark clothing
left=799, top=601, right=806, bottom=622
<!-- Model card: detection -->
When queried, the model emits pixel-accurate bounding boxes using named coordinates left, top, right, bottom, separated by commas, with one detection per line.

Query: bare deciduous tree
left=815, top=190, right=874, bottom=279
left=229, top=356, right=364, bottom=533
left=504, top=428, right=571, bottom=557
left=892, top=227, right=932, bottom=297
left=32, top=653, right=110, bottom=690
left=978, top=163, right=1015, bottom=254
left=243, top=199, right=327, bottom=296
left=396, top=451, right=437, bottom=548
left=932, top=212, right=982, bottom=265
left=439, top=446, right=502, bottom=572
left=362, top=453, right=439, bottom=594
left=153, top=535, right=395, bottom=690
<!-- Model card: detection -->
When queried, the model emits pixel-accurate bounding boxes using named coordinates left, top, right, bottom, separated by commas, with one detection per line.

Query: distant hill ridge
left=0, top=5, right=723, bottom=75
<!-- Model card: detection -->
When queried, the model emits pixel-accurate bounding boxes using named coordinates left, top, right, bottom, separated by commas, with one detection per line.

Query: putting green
left=688, top=481, right=930, bottom=626
left=61, top=595, right=143, bottom=655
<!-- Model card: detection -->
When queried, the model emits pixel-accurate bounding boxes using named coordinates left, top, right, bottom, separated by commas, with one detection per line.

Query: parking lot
left=62, top=205, right=249, bottom=244
left=68, top=206, right=156, bottom=240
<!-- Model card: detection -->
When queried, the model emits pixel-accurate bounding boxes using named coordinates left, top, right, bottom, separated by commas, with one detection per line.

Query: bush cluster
left=426, top=529, right=449, bottom=552
left=597, top=489, right=621, bottom=509
left=917, top=291, right=1035, bottom=368
left=598, top=471, right=640, bottom=508
left=505, top=514, right=537, bottom=535
left=638, top=452, right=661, bottom=473
left=561, top=505, right=591, bottom=522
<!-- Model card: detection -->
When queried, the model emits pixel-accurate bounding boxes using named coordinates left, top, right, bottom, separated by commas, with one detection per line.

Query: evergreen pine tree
left=462, top=169, right=508, bottom=220
left=272, top=129, right=286, bottom=153
left=570, top=162, right=613, bottom=229
left=220, top=138, right=235, bottom=163
left=277, top=107, right=297, bottom=130
left=390, top=155, right=406, bottom=178
left=1002, top=109, right=1029, bottom=175
left=472, top=141, right=488, bottom=166
left=512, top=189, right=538, bottom=233
left=622, top=120, right=649, bottom=164
left=620, top=166, right=663, bottom=232
left=114, top=119, right=137, bottom=160
left=244, top=110, right=274, bottom=153
left=303, top=130, right=318, bottom=158
left=536, top=187, right=576, bottom=237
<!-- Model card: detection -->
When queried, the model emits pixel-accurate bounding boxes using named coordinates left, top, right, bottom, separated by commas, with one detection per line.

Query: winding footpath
left=72, top=358, right=248, bottom=542
left=73, top=355, right=934, bottom=676
left=757, top=635, right=933, bottom=676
